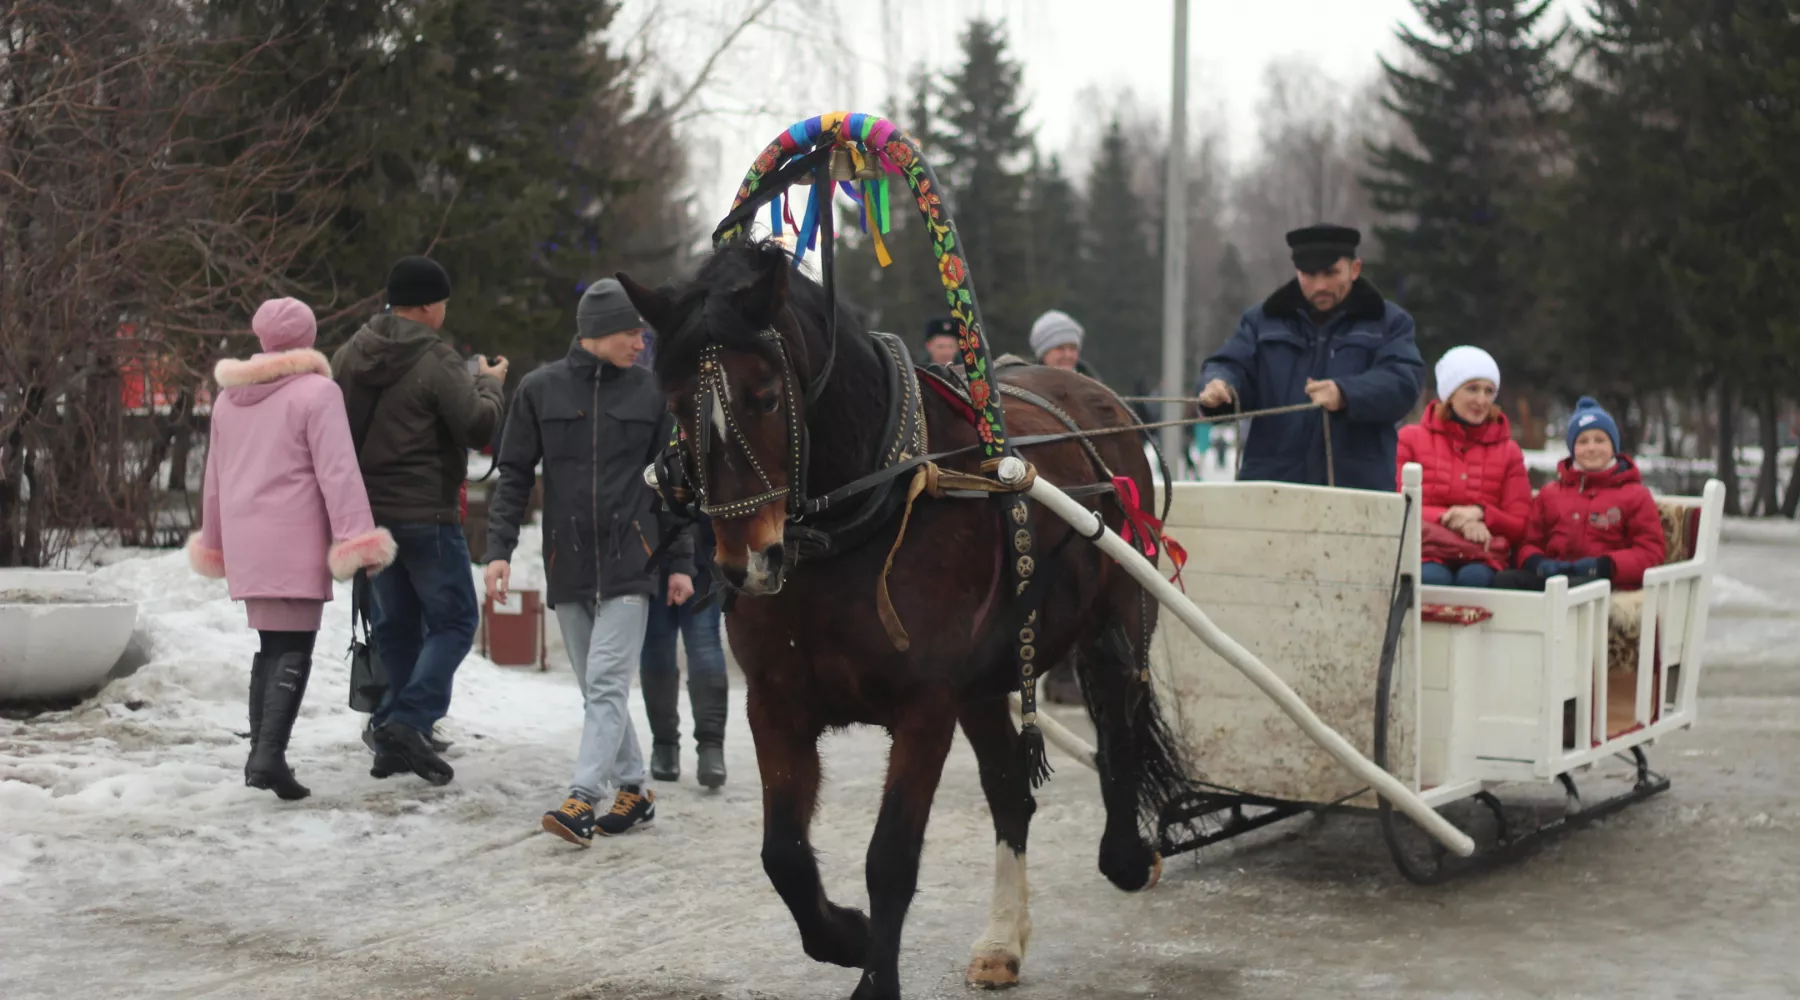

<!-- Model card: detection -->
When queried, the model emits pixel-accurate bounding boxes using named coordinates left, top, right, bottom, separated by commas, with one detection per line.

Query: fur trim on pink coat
left=214, top=349, right=331, bottom=388
left=328, top=528, right=398, bottom=582
left=186, top=532, right=226, bottom=579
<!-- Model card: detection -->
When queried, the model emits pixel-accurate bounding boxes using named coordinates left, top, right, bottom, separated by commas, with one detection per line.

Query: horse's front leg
left=750, top=691, right=869, bottom=968
left=852, top=708, right=957, bottom=1000
left=958, top=695, right=1035, bottom=989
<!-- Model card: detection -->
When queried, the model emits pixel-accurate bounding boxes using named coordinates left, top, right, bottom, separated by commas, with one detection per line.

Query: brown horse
left=619, top=239, right=1194, bottom=1000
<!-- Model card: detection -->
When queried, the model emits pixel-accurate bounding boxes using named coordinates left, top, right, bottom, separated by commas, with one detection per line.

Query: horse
left=618, top=238, right=1195, bottom=1000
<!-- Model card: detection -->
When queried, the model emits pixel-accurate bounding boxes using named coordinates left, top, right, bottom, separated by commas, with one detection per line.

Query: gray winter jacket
left=484, top=339, right=693, bottom=608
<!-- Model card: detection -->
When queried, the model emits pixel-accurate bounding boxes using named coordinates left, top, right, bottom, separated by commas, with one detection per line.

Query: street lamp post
left=1159, top=0, right=1190, bottom=481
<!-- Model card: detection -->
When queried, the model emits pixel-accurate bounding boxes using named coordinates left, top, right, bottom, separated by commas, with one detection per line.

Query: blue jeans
left=369, top=523, right=479, bottom=734
left=642, top=598, right=727, bottom=680
left=640, top=597, right=729, bottom=748
left=1421, top=561, right=1497, bottom=588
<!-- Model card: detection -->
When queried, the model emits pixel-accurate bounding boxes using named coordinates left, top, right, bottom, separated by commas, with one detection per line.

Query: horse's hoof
left=1138, top=853, right=1163, bottom=893
left=966, top=953, right=1021, bottom=990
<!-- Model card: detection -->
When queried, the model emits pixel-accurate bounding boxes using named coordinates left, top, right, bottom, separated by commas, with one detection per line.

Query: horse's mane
left=652, top=238, right=871, bottom=384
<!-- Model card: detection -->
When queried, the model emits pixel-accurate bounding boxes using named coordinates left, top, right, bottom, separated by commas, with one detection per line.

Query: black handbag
left=347, top=569, right=388, bottom=713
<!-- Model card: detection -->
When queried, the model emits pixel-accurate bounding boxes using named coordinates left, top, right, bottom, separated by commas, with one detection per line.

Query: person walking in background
left=1398, top=346, right=1531, bottom=588
left=331, top=256, right=506, bottom=786
left=641, top=515, right=728, bottom=790
left=187, top=298, right=396, bottom=800
left=1497, top=397, right=1666, bottom=591
left=483, top=278, right=693, bottom=848
left=1196, top=224, right=1424, bottom=491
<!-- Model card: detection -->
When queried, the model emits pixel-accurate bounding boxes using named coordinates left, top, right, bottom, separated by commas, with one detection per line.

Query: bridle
left=686, top=328, right=806, bottom=522
left=649, top=315, right=930, bottom=570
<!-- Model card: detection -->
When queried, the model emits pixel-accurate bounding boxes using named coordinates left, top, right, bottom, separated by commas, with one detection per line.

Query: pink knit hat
left=252, top=297, right=317, bottom=353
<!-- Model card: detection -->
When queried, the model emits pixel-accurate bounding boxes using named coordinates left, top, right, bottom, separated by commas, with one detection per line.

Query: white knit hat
left=1029, top=310, right=1084, bottom=358
left=1434, top=345, right=1501, bottom=402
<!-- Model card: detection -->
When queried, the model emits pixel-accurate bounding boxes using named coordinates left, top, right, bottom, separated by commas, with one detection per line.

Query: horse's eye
left=750, top=392, right=781, bottom=414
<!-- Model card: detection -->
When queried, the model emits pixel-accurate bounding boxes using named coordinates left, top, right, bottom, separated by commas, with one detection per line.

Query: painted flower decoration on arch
left=939, top=253, right=967, bottom=286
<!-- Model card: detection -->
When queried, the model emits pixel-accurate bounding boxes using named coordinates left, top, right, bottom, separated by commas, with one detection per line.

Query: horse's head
left=619, top=240, right=812, bottom=596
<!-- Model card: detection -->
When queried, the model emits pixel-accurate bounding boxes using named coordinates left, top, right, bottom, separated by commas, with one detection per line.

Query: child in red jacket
left=1496, top=397, right=1666, bottom=591
left=1398, top=346, right=1532, bottom=587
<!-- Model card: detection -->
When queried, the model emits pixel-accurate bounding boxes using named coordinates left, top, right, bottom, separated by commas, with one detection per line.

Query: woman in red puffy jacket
left=1495, top=397, right=1665, bottom=591
left=1397, top=346, right=1531, bottom=587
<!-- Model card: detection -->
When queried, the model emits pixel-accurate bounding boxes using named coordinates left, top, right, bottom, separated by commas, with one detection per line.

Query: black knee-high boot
left=246, top=652, right=312, bottom=801
left=641, top=665, right=682, bottom=782
left=690, top=671, right=728, bottom=789
left=245, top=653, right=271, bottom=781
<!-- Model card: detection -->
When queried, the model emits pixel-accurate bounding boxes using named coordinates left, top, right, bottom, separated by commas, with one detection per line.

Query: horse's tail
left=1074, top=601, right=1196, bottom=855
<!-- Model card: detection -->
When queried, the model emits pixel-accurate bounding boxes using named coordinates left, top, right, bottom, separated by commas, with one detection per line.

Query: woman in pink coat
left=186, top=298, right=395, bottom=800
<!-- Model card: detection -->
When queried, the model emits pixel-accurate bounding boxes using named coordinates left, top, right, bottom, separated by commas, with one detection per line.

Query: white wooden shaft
left=1025, top=477, right=1477, bottom=858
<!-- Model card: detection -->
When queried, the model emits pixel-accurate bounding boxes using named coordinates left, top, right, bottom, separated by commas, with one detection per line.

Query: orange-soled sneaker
left=595, top=786, right=655, bottom=836
left=542, top=796, right=598, bottom=847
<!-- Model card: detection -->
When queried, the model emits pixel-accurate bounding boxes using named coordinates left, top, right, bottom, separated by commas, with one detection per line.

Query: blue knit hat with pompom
left=1566, top=396, right=1619, bottom=454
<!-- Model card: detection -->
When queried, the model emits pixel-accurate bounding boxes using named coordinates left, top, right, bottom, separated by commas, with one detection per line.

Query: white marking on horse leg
left=968, top=843, right=1030, bottom=986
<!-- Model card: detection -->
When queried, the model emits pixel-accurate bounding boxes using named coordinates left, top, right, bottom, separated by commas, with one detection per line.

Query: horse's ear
left=615, top=272, right=675, bottom=335
left=728, top=248, right=789, bottom=329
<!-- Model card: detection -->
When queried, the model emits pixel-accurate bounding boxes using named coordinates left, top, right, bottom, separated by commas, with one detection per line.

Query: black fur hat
left=1286, top=224, right=1360, bottom=272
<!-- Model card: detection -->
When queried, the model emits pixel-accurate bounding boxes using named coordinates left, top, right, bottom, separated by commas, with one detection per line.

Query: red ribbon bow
left=1111, top=476, right=1188, bottom=592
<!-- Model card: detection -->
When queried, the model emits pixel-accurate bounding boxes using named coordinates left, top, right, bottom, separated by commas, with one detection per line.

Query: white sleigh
left=1138, top=462, right=1725, bottom=882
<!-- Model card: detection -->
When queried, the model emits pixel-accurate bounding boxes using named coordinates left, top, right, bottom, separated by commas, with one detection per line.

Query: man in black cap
left=332, top=255, right=507, bottom=784
left=921, top=317, right=960, bottom=368
left=482, top=277, right=694, bottom=848
left=1194, top=224, right=1423, bottom=491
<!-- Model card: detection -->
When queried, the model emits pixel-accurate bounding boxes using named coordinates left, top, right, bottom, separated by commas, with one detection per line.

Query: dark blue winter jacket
left=1197, top=278, right=1424, bottom=492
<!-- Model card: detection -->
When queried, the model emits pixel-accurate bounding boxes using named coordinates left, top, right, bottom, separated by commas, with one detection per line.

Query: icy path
left=4, top=523, right=1800, bottom=999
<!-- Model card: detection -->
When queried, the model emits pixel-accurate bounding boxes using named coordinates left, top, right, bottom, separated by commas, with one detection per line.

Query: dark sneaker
left=372, top=721, right=454, bottom=786
left=650, top=744, right=680, bottom=782
left=541, top=796, right=597, bottom=847
left=596, top=786, right=655, bottom=836
left=696, top=744, right=726, bottom=790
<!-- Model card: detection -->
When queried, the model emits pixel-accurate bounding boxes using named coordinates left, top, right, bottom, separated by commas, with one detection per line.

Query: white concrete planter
left=0, top=569, right=139, bottom=702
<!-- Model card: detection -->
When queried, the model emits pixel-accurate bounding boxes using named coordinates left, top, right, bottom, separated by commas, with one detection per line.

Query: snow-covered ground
left=4, top=520, right=1800, bottom=999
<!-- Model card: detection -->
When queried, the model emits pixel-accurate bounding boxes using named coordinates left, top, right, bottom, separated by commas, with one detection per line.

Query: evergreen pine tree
left=201, top=0, right=683, bottom=365
left=934, top=19, right=1035, bottom=354
left=1017, top=152, right=1083, bottom=324
left=1364, top=0, right=1564, bottom=382
left=1074, top=119, right=1161, bottom=386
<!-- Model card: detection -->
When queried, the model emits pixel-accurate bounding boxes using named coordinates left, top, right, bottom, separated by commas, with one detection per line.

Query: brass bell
left=830, top=146, right=856, bottom=182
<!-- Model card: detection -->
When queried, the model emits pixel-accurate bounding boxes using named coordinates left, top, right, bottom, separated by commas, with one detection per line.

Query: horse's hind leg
left=749, top=695, right=869, bottom=968
left=1078, top=600, right=1166, bottom=893
left=957, top=696, right=1035, bottom=989
left=853, top=707, right=957, bottom=1000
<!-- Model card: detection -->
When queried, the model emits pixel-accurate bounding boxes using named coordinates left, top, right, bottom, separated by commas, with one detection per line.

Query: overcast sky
left=618, top=0, right=1588, bottom=229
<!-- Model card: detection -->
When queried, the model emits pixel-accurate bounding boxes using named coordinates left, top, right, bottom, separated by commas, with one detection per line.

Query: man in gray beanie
left=483, top=278, right=695, bottom=848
